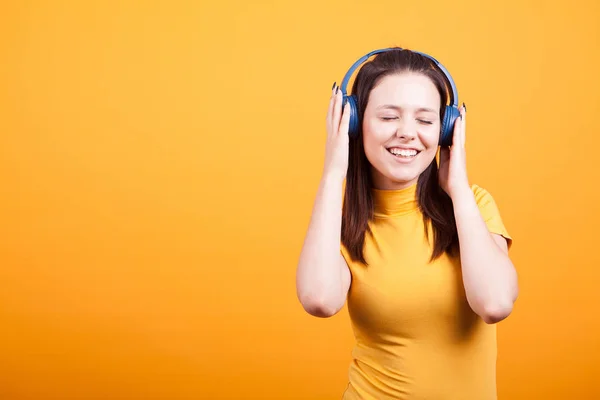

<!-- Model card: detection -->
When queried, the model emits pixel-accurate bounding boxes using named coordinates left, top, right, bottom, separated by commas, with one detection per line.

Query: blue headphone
left=340, top=47, right=460, bottom=147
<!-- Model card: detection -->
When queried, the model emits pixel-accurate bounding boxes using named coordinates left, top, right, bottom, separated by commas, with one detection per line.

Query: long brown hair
left=341, top=48, right=458, bottom=264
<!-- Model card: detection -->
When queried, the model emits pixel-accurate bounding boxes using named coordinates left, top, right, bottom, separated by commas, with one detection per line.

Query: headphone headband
left=339, top=47, right=458, bottom=108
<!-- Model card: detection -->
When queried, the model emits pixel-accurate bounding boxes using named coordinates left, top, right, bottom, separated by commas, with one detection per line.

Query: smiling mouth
left=387, top=147, right=421, bottom=158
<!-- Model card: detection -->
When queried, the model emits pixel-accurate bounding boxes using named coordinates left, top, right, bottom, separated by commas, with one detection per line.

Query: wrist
left=450, top=183, right=474, bottom=205
left=322, top=169, right=347, bottom=185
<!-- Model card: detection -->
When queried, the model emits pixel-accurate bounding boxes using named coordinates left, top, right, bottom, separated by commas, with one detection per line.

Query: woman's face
left=362, top=72, right=441, bottom=190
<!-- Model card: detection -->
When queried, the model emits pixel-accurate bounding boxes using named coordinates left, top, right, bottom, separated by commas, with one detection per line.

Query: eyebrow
left=377, top=104, right=437, bottom=113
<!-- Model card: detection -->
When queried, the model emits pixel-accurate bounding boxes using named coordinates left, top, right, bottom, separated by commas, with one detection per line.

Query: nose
left=395, top=119, right=417, bottom=141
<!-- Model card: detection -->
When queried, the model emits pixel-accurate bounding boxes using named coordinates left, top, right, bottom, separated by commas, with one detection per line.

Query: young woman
left=296, top=47, right=518, bottom=399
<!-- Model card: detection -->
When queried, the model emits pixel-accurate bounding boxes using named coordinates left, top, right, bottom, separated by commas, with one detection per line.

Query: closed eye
left=380, top=117, right=433, bottom=124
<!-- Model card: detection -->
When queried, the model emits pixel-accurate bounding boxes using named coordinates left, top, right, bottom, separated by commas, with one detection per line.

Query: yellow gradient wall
left=1, top=1, right=599, bottom=399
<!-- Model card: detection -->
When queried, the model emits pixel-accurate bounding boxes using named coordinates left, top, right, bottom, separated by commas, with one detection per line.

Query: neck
left=370, top=169, right=419, bottom=191
left=372, top=181, right=419, bottom=217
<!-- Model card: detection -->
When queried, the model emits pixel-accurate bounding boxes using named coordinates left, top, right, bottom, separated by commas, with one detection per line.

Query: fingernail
left=335, top=86, right=339, bottom=94
left=332, top=82, right=336, bottom=90
left=463, top=102, right=466, bottom=111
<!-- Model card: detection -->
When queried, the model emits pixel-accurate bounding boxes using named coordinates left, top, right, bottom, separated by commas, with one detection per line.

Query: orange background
left=1, top=1, right=599, bottom=399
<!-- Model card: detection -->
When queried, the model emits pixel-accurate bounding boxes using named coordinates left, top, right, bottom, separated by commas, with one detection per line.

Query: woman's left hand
left=439, top=104, right=470, bottom=199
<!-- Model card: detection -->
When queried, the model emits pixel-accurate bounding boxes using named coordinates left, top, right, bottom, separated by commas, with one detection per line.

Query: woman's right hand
left=323, top=83, right=351, bottom=180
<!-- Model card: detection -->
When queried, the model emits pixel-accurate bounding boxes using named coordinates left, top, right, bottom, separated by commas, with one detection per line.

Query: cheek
left=420, top=126, right=441, bottom=148
left=362, top=121, right=391, bottom=156
left=363, top=119, right=396, bottom=142
left=362, top=135, right=382, bottom=164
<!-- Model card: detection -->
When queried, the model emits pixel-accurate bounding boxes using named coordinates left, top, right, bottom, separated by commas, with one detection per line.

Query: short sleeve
left=471, top=184, right=513, bottom=249
left=340, top=242, right=362, bottom=273
left=340, top=242, right=351, bottom=265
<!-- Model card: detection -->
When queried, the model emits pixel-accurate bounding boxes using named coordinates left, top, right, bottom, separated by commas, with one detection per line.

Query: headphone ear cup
left=344, top=95, right=359, bottom=137
left=440, top=105, right=460, bottom=147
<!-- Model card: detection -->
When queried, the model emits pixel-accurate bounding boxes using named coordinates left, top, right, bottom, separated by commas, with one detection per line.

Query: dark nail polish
left=463, top=102, right=466, bottom=111
left=336, top=86, right=339, bottom=94
left=332, top=82, right=336, bottom=90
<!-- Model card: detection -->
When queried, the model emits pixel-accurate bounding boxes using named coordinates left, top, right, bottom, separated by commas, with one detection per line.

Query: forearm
left=452, top=186, right=518, bottom=324
left=296, top=172, right=347, bottom=313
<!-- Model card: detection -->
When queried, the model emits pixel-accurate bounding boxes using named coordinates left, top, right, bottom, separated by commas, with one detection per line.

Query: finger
left=338, top=100, right=351, bottom=137
left=326, top=83, right=336, bottom=133
left=332, top=85, right=343, bottom=134
left=460, top=103, right=466, bottom=147
left=452, top=112, right=463, bottom=149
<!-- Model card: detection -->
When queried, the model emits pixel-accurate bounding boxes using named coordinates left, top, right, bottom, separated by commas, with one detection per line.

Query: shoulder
left=469, top=183, right=513, bottom=246
left=470, top=183, right=493, bottom=201
left=469, top=183, right=502, bottom=209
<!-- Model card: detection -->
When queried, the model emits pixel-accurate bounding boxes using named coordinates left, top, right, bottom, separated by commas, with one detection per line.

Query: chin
left=389, top=164, right=420, bottom=181
left=368, top=151, right=432, bottom=189
left=375, top=168, right=420, bottom=189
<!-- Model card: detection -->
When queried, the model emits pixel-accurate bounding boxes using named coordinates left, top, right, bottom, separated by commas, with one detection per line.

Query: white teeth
left=389, top=148, right=418, bottom=157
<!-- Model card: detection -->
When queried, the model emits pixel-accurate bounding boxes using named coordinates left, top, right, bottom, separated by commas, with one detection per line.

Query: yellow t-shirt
left=340, top=183, right=512, bottom=400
